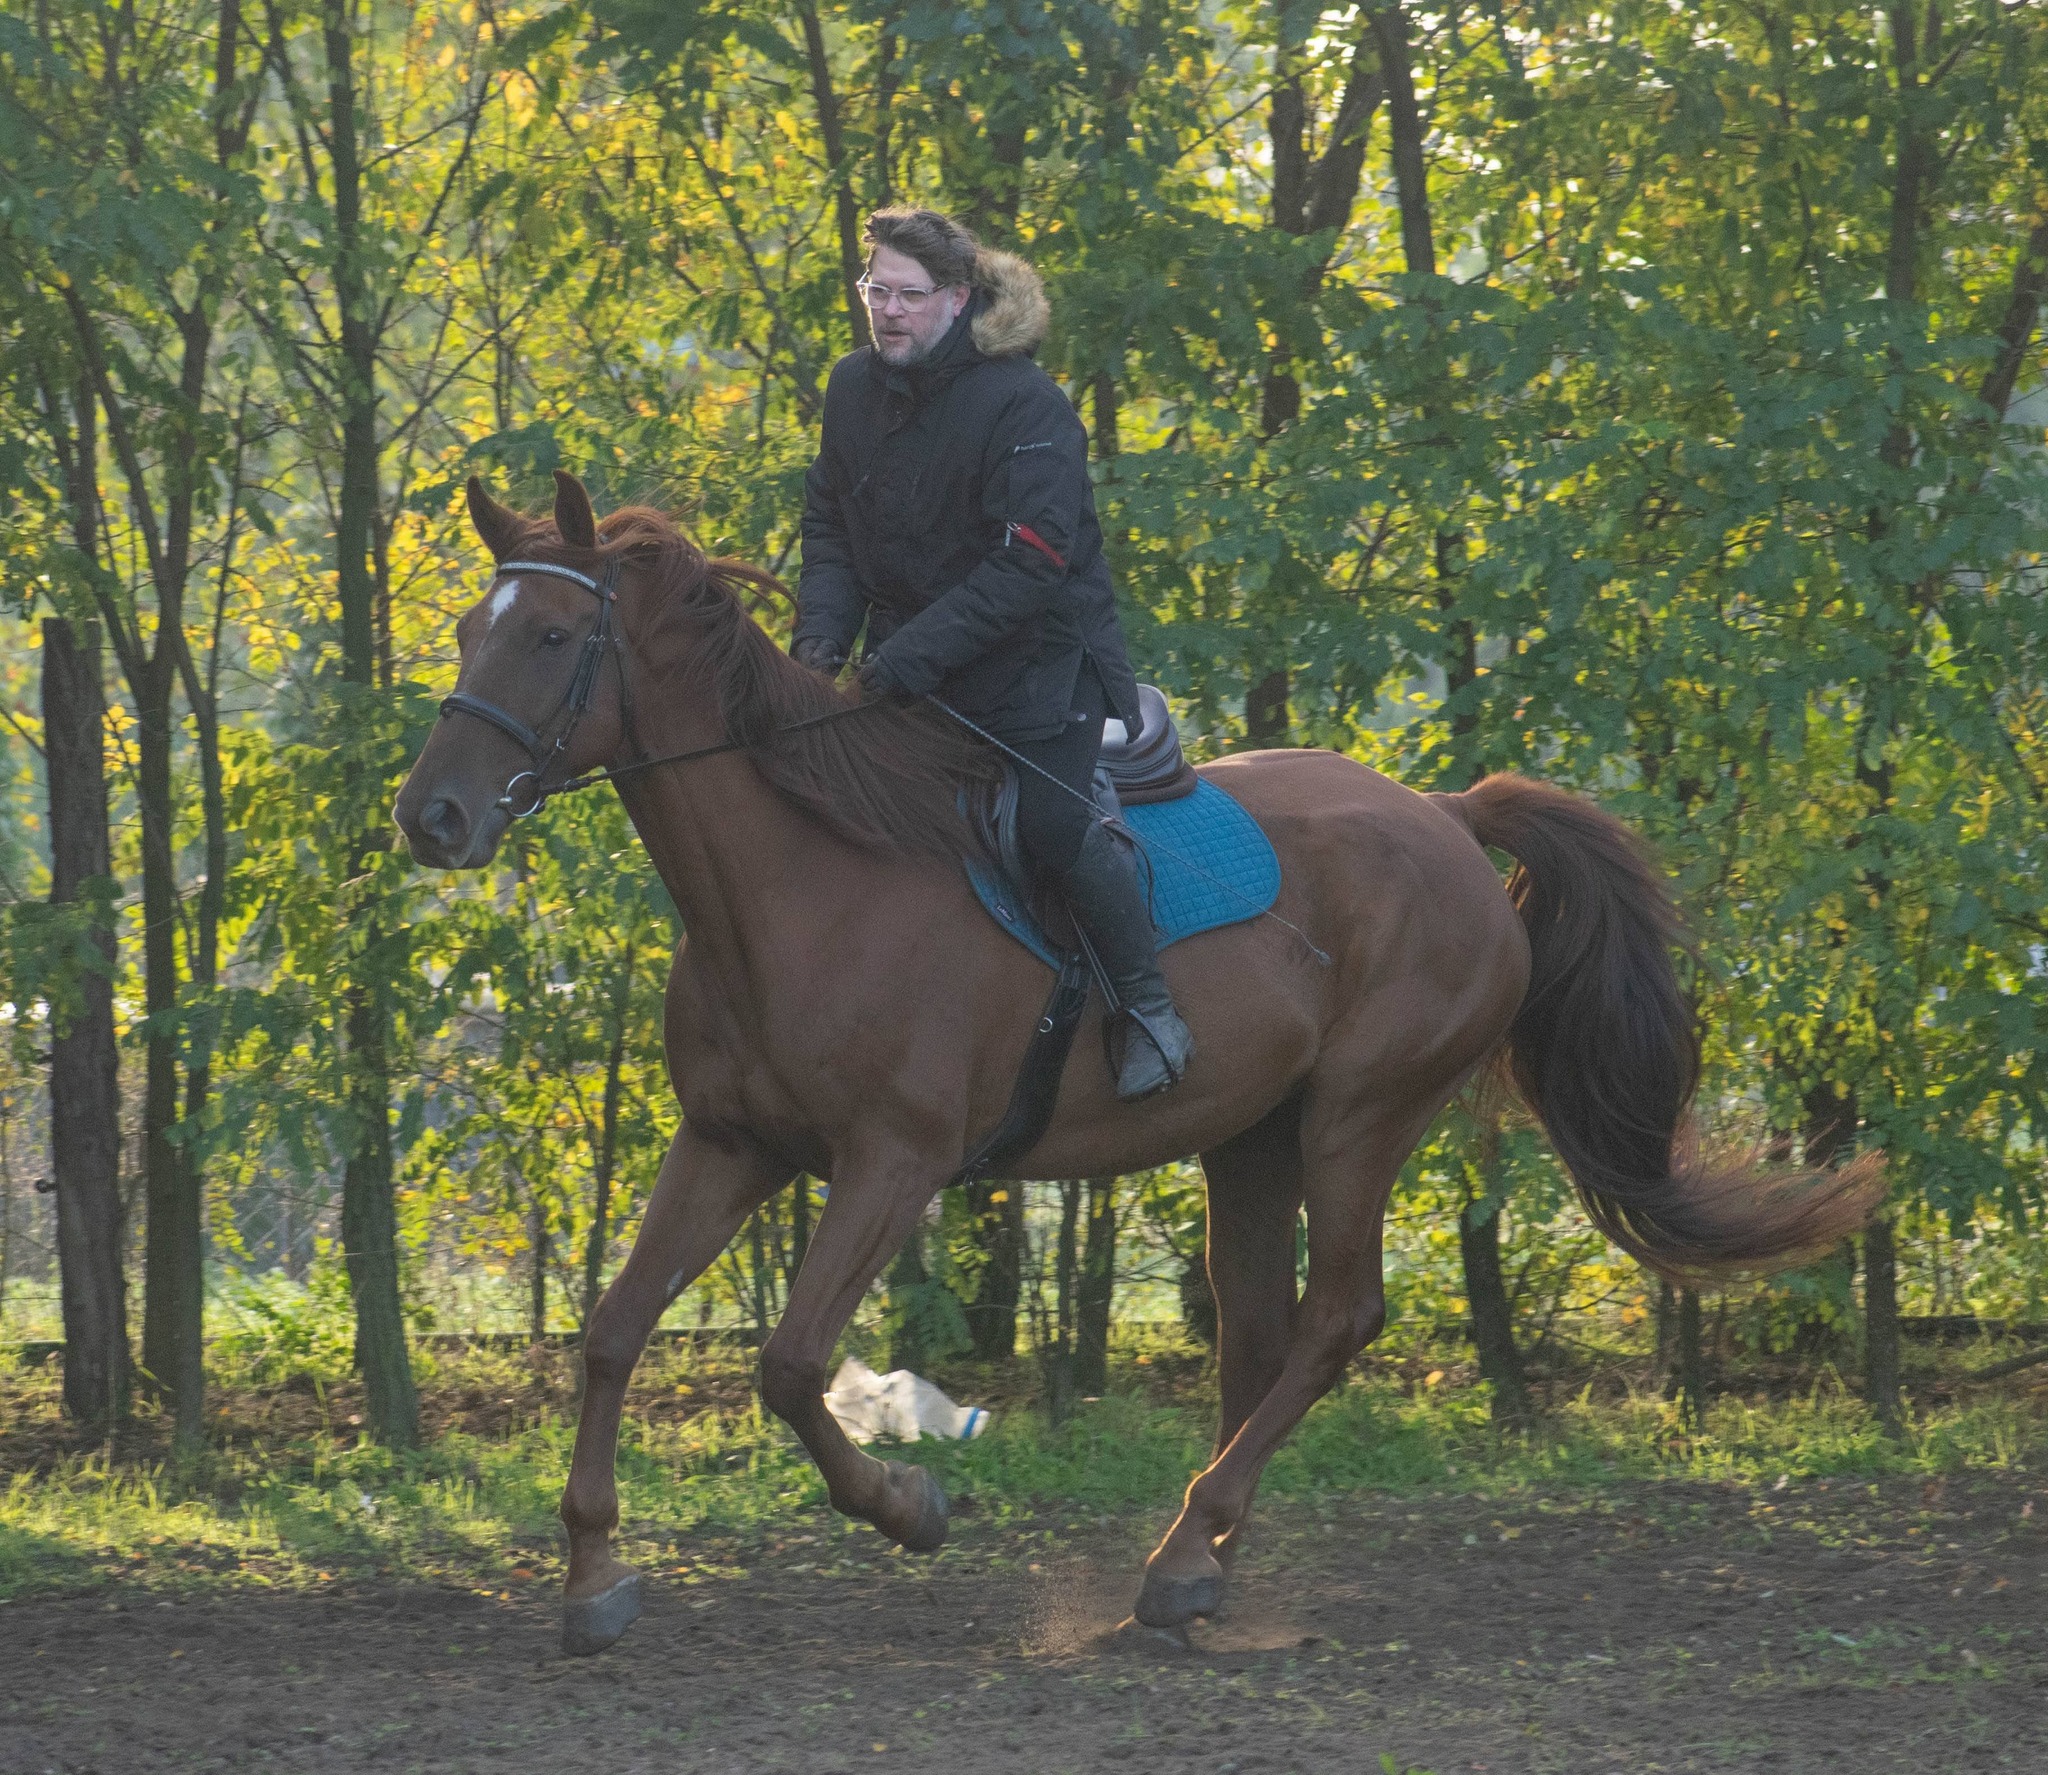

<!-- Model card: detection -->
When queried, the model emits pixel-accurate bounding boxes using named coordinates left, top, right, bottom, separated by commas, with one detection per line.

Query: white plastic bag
left=822, top=1356, right=992, bottom=1444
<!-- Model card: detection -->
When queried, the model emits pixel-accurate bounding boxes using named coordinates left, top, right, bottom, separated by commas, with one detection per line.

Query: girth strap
left=950, top=949, right=1093, bottom=1187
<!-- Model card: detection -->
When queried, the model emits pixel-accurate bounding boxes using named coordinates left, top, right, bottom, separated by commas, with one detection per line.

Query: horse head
left=393, top=470, right=639, bottom=869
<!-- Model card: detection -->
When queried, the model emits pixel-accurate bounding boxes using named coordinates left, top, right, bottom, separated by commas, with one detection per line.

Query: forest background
left=1, top=0, right=2046, bottom=1462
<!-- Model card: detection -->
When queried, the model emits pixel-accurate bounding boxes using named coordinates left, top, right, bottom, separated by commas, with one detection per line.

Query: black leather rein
left=438, top=556, right=882, bottom=821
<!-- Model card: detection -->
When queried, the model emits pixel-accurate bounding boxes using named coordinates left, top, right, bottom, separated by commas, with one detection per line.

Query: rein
left=438, top=557, right=882, bottom=819
left=547, top=702, right=887, bottom=800
left=443, top=562, right=1322, bottom=968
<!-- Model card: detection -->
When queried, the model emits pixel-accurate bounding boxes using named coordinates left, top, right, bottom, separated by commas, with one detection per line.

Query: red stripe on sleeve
left=1008, top=523, right=1067, bottom=570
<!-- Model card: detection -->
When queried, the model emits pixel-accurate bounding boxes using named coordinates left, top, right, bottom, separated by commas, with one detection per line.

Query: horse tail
left=1432, top=773, right=1881, bottom=1281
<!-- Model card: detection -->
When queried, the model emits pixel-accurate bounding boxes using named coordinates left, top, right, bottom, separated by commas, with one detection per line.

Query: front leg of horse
left=559, top=1126, right=790, bottom=1654
left=757, top=1157, right=953, bottom=1551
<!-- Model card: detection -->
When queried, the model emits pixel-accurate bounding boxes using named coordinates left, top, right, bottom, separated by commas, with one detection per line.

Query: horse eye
left=540, top=627, right=570, bottom=649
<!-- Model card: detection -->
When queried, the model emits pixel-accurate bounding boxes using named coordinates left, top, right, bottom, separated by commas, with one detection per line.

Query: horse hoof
left=1111, top=1614, right=1194, bottom=1652
left=1133, top=1559, right=1223, bottom=1629
left=888, top=1461, right=949, bottom=1553
left=562, top=1571, right=642, bottom=1657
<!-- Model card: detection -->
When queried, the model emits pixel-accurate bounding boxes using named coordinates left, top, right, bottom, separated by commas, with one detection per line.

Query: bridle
left=439, top=556, right=636, bottom=819
left=433, top=554, right=1328, bottom=962
left=438, top=552, right=883, bottom=821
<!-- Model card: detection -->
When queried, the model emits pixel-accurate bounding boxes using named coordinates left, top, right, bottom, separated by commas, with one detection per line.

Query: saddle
left=1100, top=683, right=1199, bottom=803
left=952, top=688, right=1279, bottom=1188
left=972, top=682, right=1195, bottom=895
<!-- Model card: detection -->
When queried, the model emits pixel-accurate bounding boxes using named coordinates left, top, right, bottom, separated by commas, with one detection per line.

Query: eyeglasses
left=856, top=278, right=951, bottom=313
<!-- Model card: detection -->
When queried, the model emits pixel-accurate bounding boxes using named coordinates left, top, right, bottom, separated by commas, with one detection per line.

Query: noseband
left=439, top=556, right=636, bottom=818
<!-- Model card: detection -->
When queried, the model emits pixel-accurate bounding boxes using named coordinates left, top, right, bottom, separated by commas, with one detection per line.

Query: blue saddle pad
left=967, top=777, right=1281, bottom=971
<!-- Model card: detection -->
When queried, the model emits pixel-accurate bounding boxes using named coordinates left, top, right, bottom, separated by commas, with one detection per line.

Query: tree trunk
left=280, top=1176, right=300, bottom=1283
left=42, top=614, right=129, bottom=1432
left=1260, top=47, right=1308, bottom=440
left=1978, top=216, right=2048, bottom=422
left=1038, top=1180, right=1083, bottom=1425
left=886, top=1230, right=929, bottom=1373
left=341, top=979, right=417, bottom=1441
left=746, top=1210, right=772, bottom=1340
left=1863, top=1215, right=1904, bottom=1434
left=1259, top=10, right=1380, bottom=438
left=50, top=5, right=254, bottom=1449
left=1247, top=14, right=1383, bottom=743
left=136, top=654, right=204, bottom=1446
left=964, top=1179, right=1025, bottom=1360
left=1075, top=1177, right=1116, bottom=1396
left=1837, top=17, right=1913, bottom=1448
left=1673, top=1287, right=1705, bottom=1429
left=326, top=0, right=417, bottom=1447
left=1378, top=14, right=1524, bottom=1413
left=582, top=971, right=629, bottom=1327
left=790, top=1175, right=812, bottom=1280
left=1458, top=1194, right=1530, bottom=1425
left=528, top=1186, right=549, bottom=1343
left=1091, top=371, right=1120, bottom=465
left=1245, top=669, right=1292, bottom=746
left=1178, top=1194, right=1218, bottom=1349
left=798, top=2, right=872, bottom=352
left=1371, top=7, right=1437, bottom=278
left=869, top=26, right=899, bottom=206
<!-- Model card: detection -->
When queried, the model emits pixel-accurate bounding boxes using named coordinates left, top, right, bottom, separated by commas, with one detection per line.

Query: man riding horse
left=791, top=206, right=1194, bottom=1101
left=395, top=204, right=1878, bottom=1662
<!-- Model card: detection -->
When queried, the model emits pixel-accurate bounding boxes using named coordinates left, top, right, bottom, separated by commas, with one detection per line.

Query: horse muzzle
left=395, top=782, right=513, bottom=870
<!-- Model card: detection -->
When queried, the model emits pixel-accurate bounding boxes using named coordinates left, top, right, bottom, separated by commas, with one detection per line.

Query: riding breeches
left=1009, top=658, right=1108, bottom=877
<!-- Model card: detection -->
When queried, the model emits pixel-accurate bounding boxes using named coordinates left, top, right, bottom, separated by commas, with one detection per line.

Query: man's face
left=867, top=244, right=971, bottom=367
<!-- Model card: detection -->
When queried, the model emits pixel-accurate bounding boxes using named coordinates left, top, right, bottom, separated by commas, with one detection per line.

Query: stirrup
left=1111, top=1002, right=1194, bottom=1101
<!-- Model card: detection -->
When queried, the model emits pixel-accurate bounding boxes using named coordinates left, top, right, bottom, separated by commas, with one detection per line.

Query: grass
left=1, top=1333, right=2041, bottom=1606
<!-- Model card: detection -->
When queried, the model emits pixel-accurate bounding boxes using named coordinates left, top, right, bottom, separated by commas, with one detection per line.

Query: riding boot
left=1056, top=819, right=1195, bottom=1101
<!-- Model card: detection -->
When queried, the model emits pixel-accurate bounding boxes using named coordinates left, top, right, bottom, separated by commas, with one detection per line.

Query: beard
left=875, top=328, right=934, bottom=366
left=873, top=302, right=959, bottom=366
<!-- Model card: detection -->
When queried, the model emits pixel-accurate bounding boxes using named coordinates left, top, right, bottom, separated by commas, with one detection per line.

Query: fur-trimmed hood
left=969, top=250, right=1049, bottom=359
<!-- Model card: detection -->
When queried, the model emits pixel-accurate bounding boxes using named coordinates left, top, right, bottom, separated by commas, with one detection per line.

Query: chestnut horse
left=395, top=473, right=1875, bottom=1655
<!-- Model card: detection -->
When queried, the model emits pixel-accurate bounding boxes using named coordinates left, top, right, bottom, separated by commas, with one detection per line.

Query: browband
left=494, top=559, right=611, bottom=597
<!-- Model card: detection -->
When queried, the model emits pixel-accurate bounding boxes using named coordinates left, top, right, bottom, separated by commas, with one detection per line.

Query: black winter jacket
left=793, top=251, right=1143, bottom=744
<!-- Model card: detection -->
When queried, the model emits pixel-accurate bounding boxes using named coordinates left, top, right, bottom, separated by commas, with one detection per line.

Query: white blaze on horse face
left=486, top=578, right=522, bottom=629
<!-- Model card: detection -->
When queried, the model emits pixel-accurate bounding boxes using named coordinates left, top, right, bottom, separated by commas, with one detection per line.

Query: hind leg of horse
left=757, top=1149, right=954, bottom=1550
left=1199, top=1101, right=1305, bottom=1601
left=560, top=1125, right=790, bottom=1642
left=1134, top=1097, right=1436, bottom=1630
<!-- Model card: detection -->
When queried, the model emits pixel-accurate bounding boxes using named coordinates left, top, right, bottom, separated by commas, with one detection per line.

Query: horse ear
left=553, top=469, right=599, bottom=550
left=466, top=476, right=525, bottom=561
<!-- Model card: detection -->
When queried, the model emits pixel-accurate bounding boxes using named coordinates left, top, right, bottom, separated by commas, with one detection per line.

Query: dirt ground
left=5, top=1473, right=2044, bottom=1775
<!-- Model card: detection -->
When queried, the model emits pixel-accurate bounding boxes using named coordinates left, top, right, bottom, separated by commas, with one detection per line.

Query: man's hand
left=791, top=636, right=847, bottom=674
left=857, top=656, right=917, bottom=705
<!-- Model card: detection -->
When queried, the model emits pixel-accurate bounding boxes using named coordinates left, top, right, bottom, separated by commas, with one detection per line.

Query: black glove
left=791, top=636, right=847, bottom=674
left=857, top=656, right=916, bottom=705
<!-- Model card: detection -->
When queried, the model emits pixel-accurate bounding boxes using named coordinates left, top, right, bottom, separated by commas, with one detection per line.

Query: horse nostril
left=420, top=797, right=470, bottom=848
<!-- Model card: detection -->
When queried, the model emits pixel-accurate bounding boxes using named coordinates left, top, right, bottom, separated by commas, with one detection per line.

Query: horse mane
left=536, top=504, right=998, bottom=860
